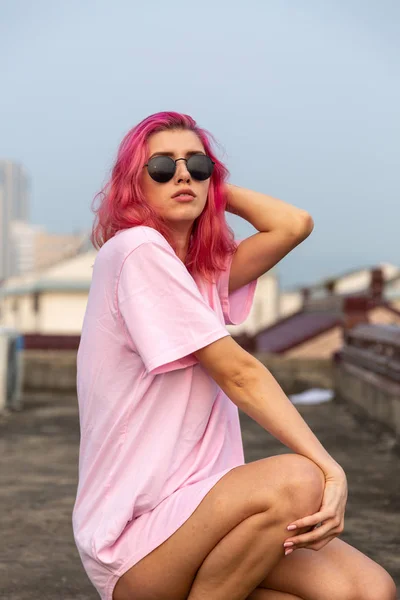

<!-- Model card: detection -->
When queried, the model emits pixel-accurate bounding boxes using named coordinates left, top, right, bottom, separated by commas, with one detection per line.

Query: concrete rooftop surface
left=0, top=392, right=399, bottom=599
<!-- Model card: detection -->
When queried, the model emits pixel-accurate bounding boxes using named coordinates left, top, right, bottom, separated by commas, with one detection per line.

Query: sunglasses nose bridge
left=174, top=157, right=191, bottom=181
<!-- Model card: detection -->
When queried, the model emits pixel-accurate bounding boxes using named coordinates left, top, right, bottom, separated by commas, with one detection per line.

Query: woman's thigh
left=113, top=454, right=324, bottom=600
left=258, top=537, right=397, bottom=600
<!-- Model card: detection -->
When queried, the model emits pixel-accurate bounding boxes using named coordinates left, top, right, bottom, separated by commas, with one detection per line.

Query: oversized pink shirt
left=72, top=225, right=258, bottom=600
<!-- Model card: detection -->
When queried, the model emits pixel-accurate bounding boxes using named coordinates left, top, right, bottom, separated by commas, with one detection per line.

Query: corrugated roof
left=256, top=311, right=342, bottom=354
left=255, top=299, right=400, bottom=354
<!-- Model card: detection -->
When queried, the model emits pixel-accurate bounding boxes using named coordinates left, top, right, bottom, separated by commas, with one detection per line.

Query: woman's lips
left=174, top=194, right=195, bottom=202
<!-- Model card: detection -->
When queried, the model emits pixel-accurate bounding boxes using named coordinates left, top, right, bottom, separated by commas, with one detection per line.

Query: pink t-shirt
left=72, top=225, right=258, bottom=600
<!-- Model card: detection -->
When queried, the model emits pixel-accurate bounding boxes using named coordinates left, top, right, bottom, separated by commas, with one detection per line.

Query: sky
left=1, top=0, right=399, bottom=290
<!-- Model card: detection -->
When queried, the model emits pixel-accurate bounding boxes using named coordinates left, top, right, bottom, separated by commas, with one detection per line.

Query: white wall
left=279, top=291, right=303, bottom=318
left=0, top=291, right=88, bottom=335
left=40, top=292, right=88, bottom=334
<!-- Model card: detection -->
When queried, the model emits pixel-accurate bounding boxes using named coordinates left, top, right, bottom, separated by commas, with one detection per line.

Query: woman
left=72, top=111, right=396, bottom=600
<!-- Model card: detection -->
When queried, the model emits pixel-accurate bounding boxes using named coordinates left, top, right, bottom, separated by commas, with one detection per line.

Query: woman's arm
left=195, top=336, right=341, bottom=477
left=225, top=184, right=314, bottom=237
left=223, top=353, right=342, bottom=477
left=226, top=356, right=348, bottom=549
left=224, top=185, right=314, bottom=293
left=222, top=187, right=334, bottom=471
left=195, top=336, right=347, bottom=550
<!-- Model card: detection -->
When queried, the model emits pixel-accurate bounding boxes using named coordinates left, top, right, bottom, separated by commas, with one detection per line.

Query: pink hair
left=91, top=111, right=237, bottom=283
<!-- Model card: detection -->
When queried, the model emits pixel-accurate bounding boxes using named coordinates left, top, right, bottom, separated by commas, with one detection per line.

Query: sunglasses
left=144, top=154, right=215, bottom=183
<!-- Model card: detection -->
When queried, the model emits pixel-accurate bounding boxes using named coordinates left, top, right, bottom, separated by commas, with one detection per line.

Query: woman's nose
left=174, top=159, right=191, bottom=183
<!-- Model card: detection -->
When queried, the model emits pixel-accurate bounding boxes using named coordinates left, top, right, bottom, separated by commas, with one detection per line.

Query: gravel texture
left=0, top=392, right=398, bottom=599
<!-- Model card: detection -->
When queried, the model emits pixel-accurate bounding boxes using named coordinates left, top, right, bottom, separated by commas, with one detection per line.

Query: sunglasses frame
left=144, top=154, right=215, bottom=183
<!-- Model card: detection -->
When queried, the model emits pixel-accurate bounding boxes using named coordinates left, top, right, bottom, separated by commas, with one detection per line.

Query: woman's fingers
left=284, top=518, right=340, bottom=548
left=285, top=474, right=347, bottom=551
left=286, top=509, right=331, bottom=531
left=285, top=520, right=344, bottom=551
left=283, top=467, right=348, bottom=556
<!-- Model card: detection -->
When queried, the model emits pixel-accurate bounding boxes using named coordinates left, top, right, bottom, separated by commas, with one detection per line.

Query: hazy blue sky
left=1, top=0, right=399, bottom=289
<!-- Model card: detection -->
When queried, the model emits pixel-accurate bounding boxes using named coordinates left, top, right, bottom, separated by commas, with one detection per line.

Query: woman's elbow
left=296, top=210, right=314, bottom=239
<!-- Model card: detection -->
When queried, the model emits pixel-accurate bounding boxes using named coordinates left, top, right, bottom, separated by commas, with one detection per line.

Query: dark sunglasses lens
left=147, top=156, right=176, bottom=182
left=187, top=155, right=214, bottom=180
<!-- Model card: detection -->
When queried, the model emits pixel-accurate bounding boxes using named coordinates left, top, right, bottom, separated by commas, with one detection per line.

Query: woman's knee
left=273, top=454, right=325, bottom=517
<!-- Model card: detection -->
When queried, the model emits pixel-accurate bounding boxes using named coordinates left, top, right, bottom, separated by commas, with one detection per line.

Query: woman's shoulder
left=109, top=225, right=167, bottom=249
left=97, top=226, right=170, bottom=263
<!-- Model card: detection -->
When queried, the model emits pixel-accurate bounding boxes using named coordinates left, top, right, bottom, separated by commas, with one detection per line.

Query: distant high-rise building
left=0, top=161, right=29, bottom=221
left=8, top=221, right=43, bottom=276
left=0, top=160, right=30, bottom=279
left=9, top=220, right=87, bottom=276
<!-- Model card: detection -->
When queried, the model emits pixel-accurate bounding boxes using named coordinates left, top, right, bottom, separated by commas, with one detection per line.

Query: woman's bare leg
left=113, top=455, right=323, bottom=600
left=187, top=495, right=317, bottom=599
left=258, top=537, right=397, bottom=600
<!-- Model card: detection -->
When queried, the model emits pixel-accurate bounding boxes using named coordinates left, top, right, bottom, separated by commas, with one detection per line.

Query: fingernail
left=285, top=549, right=293, bottom=556
left=283, top=542, right=294, bottom=547
left=287, top=525, right=297, bottom=531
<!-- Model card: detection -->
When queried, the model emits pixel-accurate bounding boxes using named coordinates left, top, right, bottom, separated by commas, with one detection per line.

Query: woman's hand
left=283, top=466, right=348, bottom=554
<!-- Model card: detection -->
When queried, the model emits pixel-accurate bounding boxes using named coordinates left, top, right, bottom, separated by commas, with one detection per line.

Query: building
left=0, top=160, right=29, bottom=222
left=279, top=263, right=400, bottom=319
left=384, top=273, right=400, bottom=311
left=8, top=221, right=43, bottom=276
left=9, top=221, right=87, bottom=276
left=0, top=160, right=29, bottom=280
left=253, top=267, right=400, bottom=359
left=226, top=267, right=279, bottom=338
left=0, top=248, right=96, bottom=337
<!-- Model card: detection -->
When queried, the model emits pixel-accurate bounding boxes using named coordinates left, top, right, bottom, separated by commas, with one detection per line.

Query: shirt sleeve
left=117, top=240, right=230, bottom=376
left=217, top=239, right=258, bottom=326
